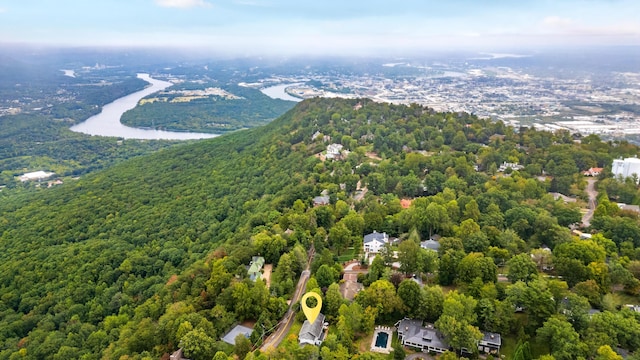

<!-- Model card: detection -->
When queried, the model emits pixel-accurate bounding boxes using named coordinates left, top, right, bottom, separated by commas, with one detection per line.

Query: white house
left=326, top=143, right=344, bottom=160
left=19, top=171, right=55, bottom=182
left=612, top=158, right=640, bottom=183
left=363, top=231, right=389, bottom=254
left=498, top=162, right=524, bottom=172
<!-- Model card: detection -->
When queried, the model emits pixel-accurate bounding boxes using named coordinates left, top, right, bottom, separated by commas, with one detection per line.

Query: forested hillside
left=1, top=98, right=639, bottom=360
left=120, top=84, right=295, bottom=133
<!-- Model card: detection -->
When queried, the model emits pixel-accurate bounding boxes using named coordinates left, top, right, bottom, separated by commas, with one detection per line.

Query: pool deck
left=371, top=326, right=395, bottom=354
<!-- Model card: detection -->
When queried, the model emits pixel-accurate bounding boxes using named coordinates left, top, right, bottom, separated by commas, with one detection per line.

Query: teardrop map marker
left=301, top=292, right=322, bottom=324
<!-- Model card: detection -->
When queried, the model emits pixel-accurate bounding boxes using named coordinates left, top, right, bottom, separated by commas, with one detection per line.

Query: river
left=70, top=74, right=219, bottom=140
left=260, top=84, right=302, bottom=102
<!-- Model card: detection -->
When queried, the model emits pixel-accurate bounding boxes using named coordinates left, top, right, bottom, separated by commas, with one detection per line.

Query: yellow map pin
left=301, top=292, right=323, bottom=324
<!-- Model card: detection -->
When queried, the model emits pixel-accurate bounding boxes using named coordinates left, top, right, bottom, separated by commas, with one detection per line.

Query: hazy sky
left=1, top=0, right=639, bottom=55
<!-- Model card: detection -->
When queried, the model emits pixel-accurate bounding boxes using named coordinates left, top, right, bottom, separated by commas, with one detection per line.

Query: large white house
left=363, top=231, right=389, bottom=254
left=612, top=158, right=640, bottom=182
left=19, top=171, right=55, bottom=182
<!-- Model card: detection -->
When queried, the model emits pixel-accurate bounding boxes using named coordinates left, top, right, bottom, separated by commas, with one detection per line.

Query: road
left=260, top=247, right=314, bottom=351
left=582, top=178, right=598, bottom=227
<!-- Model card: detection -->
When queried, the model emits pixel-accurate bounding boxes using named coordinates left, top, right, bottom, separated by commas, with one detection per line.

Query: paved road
left=260, top=247, right=314, bottom=351
left=582, top=178, right=598, bottom=227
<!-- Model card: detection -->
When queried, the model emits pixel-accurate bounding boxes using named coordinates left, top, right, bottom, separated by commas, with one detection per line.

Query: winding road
left=260, top=247, right=315, bottom=351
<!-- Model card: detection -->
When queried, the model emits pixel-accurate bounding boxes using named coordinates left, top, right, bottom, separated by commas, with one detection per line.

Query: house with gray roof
left=221, top=324, right=254, bottom=345
left=420, top=239, right=441, bottom=252
left=363, top=231, right=389, bottom=254
left=396, top=319, right=450, bottom=354
left=478, top=332, right=501, bottom=354
left=299, top=313, right=326, bottom=346
left=313, top=195, right=330, bottom=206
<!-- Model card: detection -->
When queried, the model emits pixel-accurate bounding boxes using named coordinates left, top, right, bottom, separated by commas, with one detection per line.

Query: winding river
left=70, top=74, right=219, bottom=140
left=260, top=83, right=302, bottom=102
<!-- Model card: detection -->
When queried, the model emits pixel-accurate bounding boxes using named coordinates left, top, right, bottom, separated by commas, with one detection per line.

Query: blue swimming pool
left=375, top=332, right=389, bottom=348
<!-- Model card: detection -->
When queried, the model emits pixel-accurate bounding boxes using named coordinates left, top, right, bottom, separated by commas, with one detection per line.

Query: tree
left=398, top=280, right=422, bottom=318
left=537, top=316, right=585, bottom=360
left=507, top=254, right=538, bottom=283
left=398, top=240, right=420, bottom=275
left=439, top=249, right=465, bottom=286
left=235, top=334, right=252, bottom=360
left=436, top=315, right=483, bottom=354
left=506, top=279, right=556, bottom=331
left=328, top=222, right=351, bottom=255
left=316, top=264, right=339, bottom=288
left=595, top=345, right=623, bottom=360
left=324, top=283, right=344, bottom=321
left=393, top=339, right=406, bottom=360
left=457, top=252, right=497, bottom=285
left=355, top=280, right=401, bottom=322
left=213, top=351, right=230, bottom=360
left=417, top=285, right=443, bottom=322
left=180, top=328, right=216, bottom=360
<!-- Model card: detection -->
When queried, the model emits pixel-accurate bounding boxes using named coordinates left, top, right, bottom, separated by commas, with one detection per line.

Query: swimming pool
left=375, top=331, right=389, bottom=348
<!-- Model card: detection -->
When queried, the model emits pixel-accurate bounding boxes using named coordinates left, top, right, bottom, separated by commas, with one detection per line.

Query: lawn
left=337, top=247, right=359, bottom=263
left=500, top=335, right=550, bottom=359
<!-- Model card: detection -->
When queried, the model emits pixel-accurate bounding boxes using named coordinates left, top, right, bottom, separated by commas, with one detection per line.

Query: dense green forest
left=1, top=98, right=639, bottom=360
left=120, top=84, right=295, bottom=133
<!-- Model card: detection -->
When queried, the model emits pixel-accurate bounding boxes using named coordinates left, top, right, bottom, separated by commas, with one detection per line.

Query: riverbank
left=70, top=74, right=219, bottom=140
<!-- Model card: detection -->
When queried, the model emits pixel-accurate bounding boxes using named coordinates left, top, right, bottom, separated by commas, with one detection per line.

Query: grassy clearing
left=337, top=248, right=358, bottom=263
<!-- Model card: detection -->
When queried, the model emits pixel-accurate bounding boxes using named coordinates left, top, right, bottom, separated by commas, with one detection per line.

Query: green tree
left=398, top=279, right=422, bottom=318
left=316, top=264, right=339, bottom=288
left=595, top=345, right=623, bottom=360
left=324, top=283, right=344, bottom=321
left=235, top=334, right=252, bottom=360
left=507, top=253, right=539, bottom=283
left=537, top=316, right=585, bottom=360
left=398, top=240, right=420, bottom=275
left=180, top=328, right=216, bottom=360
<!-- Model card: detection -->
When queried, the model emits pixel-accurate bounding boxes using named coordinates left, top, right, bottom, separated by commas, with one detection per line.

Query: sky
left=1, top=0, right=639, bottom=55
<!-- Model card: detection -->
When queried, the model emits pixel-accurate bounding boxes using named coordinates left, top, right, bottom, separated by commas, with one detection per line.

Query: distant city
left=239, top=51, right=640, bottom=139
left=2, top=47, right=639, bottom=141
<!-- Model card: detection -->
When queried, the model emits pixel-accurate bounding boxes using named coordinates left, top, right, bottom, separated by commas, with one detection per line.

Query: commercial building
left=612, top=158, right=640, bottom=182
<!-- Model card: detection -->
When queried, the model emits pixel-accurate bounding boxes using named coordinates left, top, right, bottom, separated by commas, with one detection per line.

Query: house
left=396, top=319, right=450, bottom=354
left=299, top=313, right=326, bottom=346
left=420, top=239, right=441, bottom=252
left=478, top=332, right=502, bottom=354
left=400, top=199, right=413, bottom=209
left=618, top=203, right=640, bottom=213
left=326, top=143, right=344, bottom=160
left=583, top=167, right=603, bottom=177
left=313, top=195, right=330, bottom=206
left=221, top=324, right=254, bottom=345
left=498, top=162, right=524, bottom=172
left=19, top=171, right=55, bottom=182
left=420, top=235, right=441, bottom=252
left=170, top=349, right=190, bottom=360
left=363, top=231, right=389, bottom=254
left=247, top=256, right=265, bottom=281
left=612, top=158, right=640, bottom=183
left=624, top=304, right=640, bottom=313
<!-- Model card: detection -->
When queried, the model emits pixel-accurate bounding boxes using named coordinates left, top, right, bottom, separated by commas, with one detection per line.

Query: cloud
left=543, top=16, right=574, bottom=27
left=0, top=8, right=6, bottom=13
left=155, top=0, right=211, bottom=9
